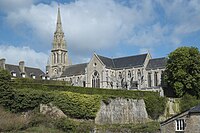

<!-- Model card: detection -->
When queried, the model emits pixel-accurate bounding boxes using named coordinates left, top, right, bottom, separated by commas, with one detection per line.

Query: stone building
left=0, top=58, right=45, bottom=79
left=47, top=6, right=167, bottom=95
left=46, top=5, right=69, bottom=78
left=160, top=104, right=200, bottom=133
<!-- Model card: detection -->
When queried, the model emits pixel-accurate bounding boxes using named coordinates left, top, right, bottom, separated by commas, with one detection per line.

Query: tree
left=165, top=47, right=200, bottom=97
left=0, top=69, right=15, bottom=110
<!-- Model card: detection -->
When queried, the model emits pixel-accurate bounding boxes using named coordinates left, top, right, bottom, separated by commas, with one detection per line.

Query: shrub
left=53, top=91, right=101, bottom=119
left=144, top=95, right=167, bottom=119
left=54, top=118, right=76, bottom=132
left=0, top=69, right=15, bottom=110
left=11, top=89, right=54, bottom=112
left=180, top=94, right=200, bottom=112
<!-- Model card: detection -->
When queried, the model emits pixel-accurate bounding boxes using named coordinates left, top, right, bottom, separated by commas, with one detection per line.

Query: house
left=0, top=58, right=46, bottom=80
left=160, top=104, right=200, bottom=133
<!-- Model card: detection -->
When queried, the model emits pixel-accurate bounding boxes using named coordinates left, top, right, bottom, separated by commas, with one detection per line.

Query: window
left=21, top=73, right=25, bottom=78
left=154, top=72, right=158, bottom=86
left=148, top=72, right=151, bottom=87
left=32, top=75, right=36, bottom=79
left=176, top=119, right=185, bottom=131
left=118, top=72, right=122, bottom=79
left=128, top=70, right=131, bottom=78
left=11, top=72, right=16, bottom=77
left=93, top=63, right=97, bottom=67
left=92, top=71, right=100, bottom=88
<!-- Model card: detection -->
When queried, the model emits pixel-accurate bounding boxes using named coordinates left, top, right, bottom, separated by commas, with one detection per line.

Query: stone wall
left=95, top=98, right=149, bottom=125
left=185, top=113, right=200, bottom=133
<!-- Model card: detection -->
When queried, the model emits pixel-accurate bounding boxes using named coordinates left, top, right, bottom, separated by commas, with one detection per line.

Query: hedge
left=10, top=83, right=166, bottom=119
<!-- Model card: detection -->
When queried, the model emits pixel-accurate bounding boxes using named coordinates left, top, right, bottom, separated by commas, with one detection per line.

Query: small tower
left=47, top=5, right=69, bottom=78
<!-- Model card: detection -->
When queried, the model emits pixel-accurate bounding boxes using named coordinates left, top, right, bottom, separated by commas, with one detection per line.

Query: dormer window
left=13, top=73, right=16, bottom=77
left=30, top=73, right=36, bottom=79
left=42, top=76, right=45, bottom=80
left=21, top=73, right=25, bottom=78
left=32, top=75, right=36, bottom=79
left=11, top=71, right=16, bottom=77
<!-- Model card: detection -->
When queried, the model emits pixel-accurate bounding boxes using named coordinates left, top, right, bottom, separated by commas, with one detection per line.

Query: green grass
left=10, top=126, right=65, bottom=133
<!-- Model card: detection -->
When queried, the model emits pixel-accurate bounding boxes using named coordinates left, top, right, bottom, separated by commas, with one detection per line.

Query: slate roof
left=5, top=64, right=21, bottom=78
left=97, top=55, right=115, bottom=68
left=97, top=53, right=148, bottom=69
left=61, top=63, right=88, bottom=77
left=25, top=67, right=45, bottom=79
left=189, top=104, right=200, bottom=113
left=146, top=57, right=167, bottom=70
left=5, top=64, right=45, bottom=79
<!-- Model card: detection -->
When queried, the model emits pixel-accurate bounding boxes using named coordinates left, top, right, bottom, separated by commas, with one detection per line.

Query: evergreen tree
left=0, top=69, right=15, bottom=110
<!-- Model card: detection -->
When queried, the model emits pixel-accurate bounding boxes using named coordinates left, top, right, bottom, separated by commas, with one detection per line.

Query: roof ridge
left=113, top=53, right=148, bottom=60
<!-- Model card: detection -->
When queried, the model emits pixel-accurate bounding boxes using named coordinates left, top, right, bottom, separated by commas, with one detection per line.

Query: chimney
left=0, top=58, right=6, bottom=69
left=19, top=61, right=25, bottom=73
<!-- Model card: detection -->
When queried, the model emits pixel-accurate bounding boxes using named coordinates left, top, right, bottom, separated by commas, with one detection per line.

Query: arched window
left=148, top=72, right=152, bottom=87
left=119, top=72, right=122, bottom=79
left=92, top=71, right=100, bottom=88
left=128, top=70, right=131, bottom=78
left=154, top=72, right=158, bottom=86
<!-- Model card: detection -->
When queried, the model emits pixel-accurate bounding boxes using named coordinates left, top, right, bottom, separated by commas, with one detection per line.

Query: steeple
left=46, top=3, right=69, bottom=78
left=56, top=4, right=63, bottom=33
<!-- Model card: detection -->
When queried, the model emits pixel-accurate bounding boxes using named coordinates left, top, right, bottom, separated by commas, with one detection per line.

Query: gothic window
left=110, top=82, right=113, bottom=88
left=57, top=53, right=59, bottom=63
left=83, top=81, right=86, bottom=87
left=137, top=70, right=141, bottom=79
left=130, top=77, right=138, bottom=89
left=92, top=71, right=100, bottom=88
left=119, top=72, right=122, bottom=79
left=128, top=70, right=131, bottom=78
left=148, top=72, right=152, bottom=87
left=54, top=53, right=56, bottom=64
left=154, top=72, right=158, bottom=86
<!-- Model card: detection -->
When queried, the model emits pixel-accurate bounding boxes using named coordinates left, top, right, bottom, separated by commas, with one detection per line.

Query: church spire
left=56, top=4, right=63, bottom=33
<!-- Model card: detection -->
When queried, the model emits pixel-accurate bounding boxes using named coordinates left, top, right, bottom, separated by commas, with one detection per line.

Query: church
left=46, top=6, right=167, bottom=95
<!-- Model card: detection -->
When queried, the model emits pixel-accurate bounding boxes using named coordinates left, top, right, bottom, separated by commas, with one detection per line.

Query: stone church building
left=46, top=6, right=167, bottom=94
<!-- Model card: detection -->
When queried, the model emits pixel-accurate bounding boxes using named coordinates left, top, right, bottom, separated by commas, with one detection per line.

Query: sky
left=0, top=0, right=200, bottom=71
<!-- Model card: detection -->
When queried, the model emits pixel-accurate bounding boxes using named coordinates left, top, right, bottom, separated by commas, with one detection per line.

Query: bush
left=180, top=94, right=200, bottom=112
left=53, top=91, right=101, bottom=119
left=54, top=118, right=76, bottom=132
left=144, top=95, right=167, bottom=119
left=0, top=69, right=15, bottom=110
left=11, top=89, right=54, bottom=112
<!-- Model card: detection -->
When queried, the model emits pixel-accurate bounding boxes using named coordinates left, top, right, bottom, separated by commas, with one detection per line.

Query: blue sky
left=0, top=0, right=200, bottom=71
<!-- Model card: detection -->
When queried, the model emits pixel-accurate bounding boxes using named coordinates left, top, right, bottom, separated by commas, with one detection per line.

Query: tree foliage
left=165, top=47, right=200, bottom=97
left=0, top=69, right=15, bottom=110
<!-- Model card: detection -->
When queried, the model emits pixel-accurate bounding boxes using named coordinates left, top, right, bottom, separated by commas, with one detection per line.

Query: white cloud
left=4, top=0, right=158, bottom=55
left=0, top=45, right=48, bottom=71
left=2, top=0, right=200, bottom=63
left=0, top=0, right=34, bottom=12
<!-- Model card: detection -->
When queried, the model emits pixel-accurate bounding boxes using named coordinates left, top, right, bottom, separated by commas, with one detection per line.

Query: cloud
left=2, top=0, right=200, bottom=63
left=4, top=0, right=158, bottom=55
left=0, top=45, right=48, bottom=71
left=0, top=0, right=34, bottom=13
